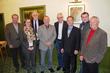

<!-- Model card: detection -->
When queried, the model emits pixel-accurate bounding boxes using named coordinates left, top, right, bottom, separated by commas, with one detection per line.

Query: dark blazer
left=54, top=21, right=67, bottom=40
left=5, top=23, right=23, bottom=48
left=81, top=28, right=107, bottom=63
left=80, top=21, right=90, bottom=45
left=31, top=19, right=43, bottom=32
left=62, top=25, right=81, bottom=54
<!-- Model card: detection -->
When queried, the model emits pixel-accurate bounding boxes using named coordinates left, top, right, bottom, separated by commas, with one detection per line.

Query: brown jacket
left=5, top=23, right=23, bottom=48
left=81, top=28, right=107, bottom=63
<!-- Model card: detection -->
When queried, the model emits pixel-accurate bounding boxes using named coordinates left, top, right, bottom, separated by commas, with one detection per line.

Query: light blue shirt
left=68, top=25, right=73, bottom=37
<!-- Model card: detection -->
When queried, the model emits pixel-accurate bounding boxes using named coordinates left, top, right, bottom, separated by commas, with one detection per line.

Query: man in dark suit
left=79, top=12, right=90, bottom=73
left=80, top=16, right=107, bottom=73
left=31, top=11, right=43, bottom=33
left=80, top=12, right=90, bottom=44
left=61, top=16, right=81, bottom=73
left=31, top=11, right=43, bottom=64
left=54, top=13, right=67, bottom=71
left=5, top=14, right=24, bottom=73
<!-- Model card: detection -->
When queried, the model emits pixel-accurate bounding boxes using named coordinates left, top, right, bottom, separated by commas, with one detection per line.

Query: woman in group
left=22, top=18, right=36, bottom=73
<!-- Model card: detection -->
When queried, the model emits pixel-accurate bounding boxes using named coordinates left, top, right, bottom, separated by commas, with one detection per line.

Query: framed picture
left=68, top=4, right=85, bottom=24
left=20, top=5, right=46, bottom=24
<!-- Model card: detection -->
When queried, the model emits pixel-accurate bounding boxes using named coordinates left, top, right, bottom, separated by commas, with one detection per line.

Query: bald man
left=38, top=16, right=56, bottom=73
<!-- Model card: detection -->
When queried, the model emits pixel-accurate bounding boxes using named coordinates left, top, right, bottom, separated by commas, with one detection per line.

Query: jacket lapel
left=85, top=28, right=100, bottom=47
left=67, top=26, right=74, bottom=38
left=83, top=29, right=90, bottom=47
left=57, top=22, right=59, bottom=34
left=88, top=28, right=99, bottom=46
left=11, top=23, right=18, bottom=35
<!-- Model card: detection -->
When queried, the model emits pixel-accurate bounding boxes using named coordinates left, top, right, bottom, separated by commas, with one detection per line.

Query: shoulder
left=63, top=21, right=67, bottom=24
left=5, top=23, right=12, bottom=28
left=6, top=23, right=12, bottom=26
left=39, top=24, right=44, bottom=29
left=54, top=21, right=58, bottom=26
left=49, top=25, right=55, bottom=30
left=19, top=23, right=23, bottom=27
left=73, top=26, right=80, bottom=31
left=63, top=21, right=68, bottom=27
left=72, top=26, right=81, bottom=34
left=38, top=19, right=43, bottom=23
left=98, top=28, right=107, bottom=35
left=50, top=24, right=54, bottom=28
left=38, top=19, right=43, bottom=21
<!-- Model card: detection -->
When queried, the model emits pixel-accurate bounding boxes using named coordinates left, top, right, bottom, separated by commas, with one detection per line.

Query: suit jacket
left=31, top=19, right=43, bottom=33
left=38, top=24, right=56, bottom=51
left=5, top=23, right=23, bottom=48
left=80, top=22, right=90, bottom=43
left=81, top=28, right=107, bottom=63
left=54, top=21, right=67, bottom=40
left=62, top=25, right=81, bottom=54
left=80, top=21, right=90, bottom=50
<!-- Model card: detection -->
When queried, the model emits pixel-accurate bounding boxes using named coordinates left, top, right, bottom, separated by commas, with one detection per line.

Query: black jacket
left=62, top=25, right=81, bottom=54
left=54, top=21, right=67, bottom=40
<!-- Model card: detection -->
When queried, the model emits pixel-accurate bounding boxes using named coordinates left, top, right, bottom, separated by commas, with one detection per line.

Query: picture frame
left=20, top=5, right=46, bottom=24
left=68, top=4, right=85, bottom=24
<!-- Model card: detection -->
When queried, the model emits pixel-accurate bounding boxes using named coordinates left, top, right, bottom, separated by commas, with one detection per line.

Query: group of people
left=5, top=11, right=107, bottom=73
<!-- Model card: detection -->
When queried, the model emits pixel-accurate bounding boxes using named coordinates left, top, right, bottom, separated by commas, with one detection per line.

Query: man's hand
left=28, top=46, right=34, bottom=51
left=61, top=48, right=64, bottom=53
left=9, top=45, right=14, bottom=48
left=74, top=50, right=78, bottom=55
left=44, top=41, right=51, bottom=47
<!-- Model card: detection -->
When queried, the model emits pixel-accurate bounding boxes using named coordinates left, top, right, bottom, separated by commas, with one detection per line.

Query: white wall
left=0, top=0, right=110, bottom=46
left=0, top=0, right=3, bottom=12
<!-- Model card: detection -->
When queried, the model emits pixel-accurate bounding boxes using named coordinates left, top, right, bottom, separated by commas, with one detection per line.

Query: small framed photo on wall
left=68, top=4, right=85, bottom=24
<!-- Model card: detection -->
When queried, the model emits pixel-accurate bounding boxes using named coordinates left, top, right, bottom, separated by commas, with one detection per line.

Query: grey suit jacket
left=81, top=28, right=107, bottom=63
left=5, top=23, right=23, bottom=48
left=38, top=24, right=56, bottom=51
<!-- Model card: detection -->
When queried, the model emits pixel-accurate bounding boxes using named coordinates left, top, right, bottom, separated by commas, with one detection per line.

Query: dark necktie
left=35, top=20, right=37, bottom=33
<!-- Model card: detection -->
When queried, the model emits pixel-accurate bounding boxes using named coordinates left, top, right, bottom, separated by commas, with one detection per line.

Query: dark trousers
left=25, top=50, right=36, bottom=72
left=55, top=39, right=64, bottom=67
left=34, top=40, right=40, bottom=65
left=79, top=61, right=83, bottom=73
left=82, top=60, right=99, bottom=73
left=11, top=46, right=25, bottom=69
left=63, top=52, right=77, bottom=73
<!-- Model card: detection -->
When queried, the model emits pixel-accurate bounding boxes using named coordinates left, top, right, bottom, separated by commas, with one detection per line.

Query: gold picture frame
left=20, top=5, right=46, bottom=24
left=68, top=4, right=85, bottom=24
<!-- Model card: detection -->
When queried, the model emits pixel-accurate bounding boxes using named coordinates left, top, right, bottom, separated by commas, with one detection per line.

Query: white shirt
left=58, top=21, right=63, bottom=39
left=68, top=25, right=73, bottom=37
left=33, top=20, right=39, bottom=32
left=13, top=24, right=18, bottom=34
